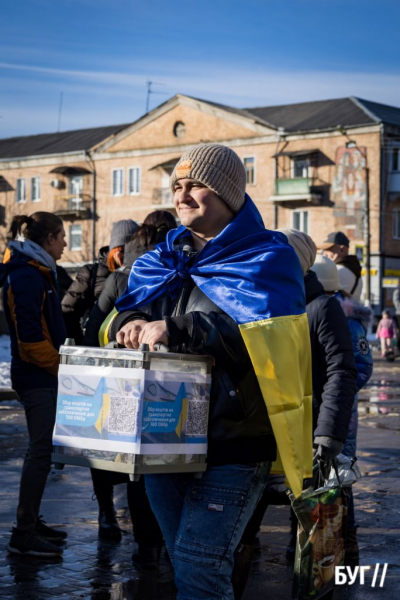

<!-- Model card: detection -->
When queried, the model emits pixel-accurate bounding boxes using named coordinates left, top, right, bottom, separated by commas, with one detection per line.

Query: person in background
left=320, top=231, right=363, bottom=302
left=61, top=219, right=138, bottom=343
left=376, top=310, right=397, bottom=357
left=0, top=212, right=67, bottom=557
left=84, top=210, right=177, bottom=347
left=311, top=254, right=373, bottom=565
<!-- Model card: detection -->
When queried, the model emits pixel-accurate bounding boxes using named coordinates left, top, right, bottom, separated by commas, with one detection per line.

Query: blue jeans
left=145, top=462, right=271, bottom=600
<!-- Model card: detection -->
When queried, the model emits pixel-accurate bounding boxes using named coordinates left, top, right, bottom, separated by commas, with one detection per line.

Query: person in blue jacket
left=0, top=212, right=68, bottom=557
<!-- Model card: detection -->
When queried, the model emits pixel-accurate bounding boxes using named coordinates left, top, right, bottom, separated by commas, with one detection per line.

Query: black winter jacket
left=84, top=267, right=129, bottom=346
left=61, top=246, right=110, bottom=344
left=84, top=243, right=151, bottom=347
left=305, top=270, right=357, bottom=442
left=109, top=250, right=276, bottom=466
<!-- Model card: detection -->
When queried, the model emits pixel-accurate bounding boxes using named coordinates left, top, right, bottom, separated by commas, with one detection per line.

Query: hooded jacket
left=305, top=270, right=358, bottom=442
left=61, top=246, right=110, bottom=343
left=0, top=240, right=66, bottom=391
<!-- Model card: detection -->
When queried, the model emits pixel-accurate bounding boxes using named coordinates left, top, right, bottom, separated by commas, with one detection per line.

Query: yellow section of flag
left=240, top=312, right=313, bottom=498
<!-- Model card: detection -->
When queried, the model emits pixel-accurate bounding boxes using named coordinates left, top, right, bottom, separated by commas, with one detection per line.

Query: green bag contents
left=289, top=456, right=359, bottom=600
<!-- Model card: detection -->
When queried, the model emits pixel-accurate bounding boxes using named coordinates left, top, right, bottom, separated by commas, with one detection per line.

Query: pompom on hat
left=276, top=228, right=317, bottom=275
left=170, top=144, right=246, bottom=213
left=310, top=254, right=340, bottom=292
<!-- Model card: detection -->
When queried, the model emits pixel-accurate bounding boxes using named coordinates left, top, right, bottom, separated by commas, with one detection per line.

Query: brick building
left=1, top=94, right=400, bottom=311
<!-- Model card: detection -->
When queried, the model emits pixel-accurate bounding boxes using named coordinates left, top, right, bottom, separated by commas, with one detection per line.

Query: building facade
left=1, top=94, right=400, bottom=311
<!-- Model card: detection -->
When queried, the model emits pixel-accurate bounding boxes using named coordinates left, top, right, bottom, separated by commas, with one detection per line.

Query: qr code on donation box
left=108, top=396, right=138, bottom=435
left=186, top=400, right=209, bottom=436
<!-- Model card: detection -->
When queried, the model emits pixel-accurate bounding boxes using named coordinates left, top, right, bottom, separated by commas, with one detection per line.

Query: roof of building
left=0, top=123, right=128, bottom=160
left=1, top=96, right=400, bottom=161
left=244, top=97, right=383, bottom=132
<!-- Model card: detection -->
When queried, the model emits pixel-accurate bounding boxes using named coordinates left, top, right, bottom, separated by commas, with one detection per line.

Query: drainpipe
left=273, top=128, right=285, bottom=229
left=85, top=151, right=96, bottom=262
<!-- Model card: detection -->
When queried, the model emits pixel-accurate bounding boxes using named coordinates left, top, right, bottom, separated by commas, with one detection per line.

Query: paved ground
left=0, top=353, right=399, bottom=599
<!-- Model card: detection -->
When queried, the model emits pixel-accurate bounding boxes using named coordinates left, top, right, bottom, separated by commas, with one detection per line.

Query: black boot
left=91, top=469, right=122, bottom=542
left=286, top=508, right=297, bottom=563
left=131, top=545, right=162, bottom=571
left=98, top=506, right=122, bottom=541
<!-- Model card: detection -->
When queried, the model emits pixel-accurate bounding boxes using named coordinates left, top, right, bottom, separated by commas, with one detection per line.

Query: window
left=128, top=167, right=141, bottom=195
left=393, top=211, right=400, bottom=239
left=69, top=224, right=82, bottom=250
left=112, top=169, right=124, bottom=196
left=69, top=176, right=83, bottom=196
left=16, top=178, right=26, bottom=203
left=392, top=148, right=400, bottom=172
left=292, top=210, right=309, bottom=234
left=173, top=121, right=186, bottom=138
left=292, top=157, right=310, bottom=179
left=243, top=157, right=255, bottom=185
left=31, top=177, right=41, bottom=202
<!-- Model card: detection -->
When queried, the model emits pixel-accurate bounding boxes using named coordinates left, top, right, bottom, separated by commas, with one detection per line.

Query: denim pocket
left=182, top=464, right=259, bottom=551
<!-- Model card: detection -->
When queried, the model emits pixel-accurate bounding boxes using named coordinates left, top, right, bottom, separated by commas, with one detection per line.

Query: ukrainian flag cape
left=117, top=196, right=312, bottom=497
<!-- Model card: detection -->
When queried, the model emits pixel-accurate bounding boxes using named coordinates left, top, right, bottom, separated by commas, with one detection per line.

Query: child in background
left=376, top=310, right=397, bottom=357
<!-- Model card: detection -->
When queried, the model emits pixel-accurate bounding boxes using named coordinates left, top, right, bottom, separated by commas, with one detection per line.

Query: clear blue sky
left=1, top=0, right=399, bottom=138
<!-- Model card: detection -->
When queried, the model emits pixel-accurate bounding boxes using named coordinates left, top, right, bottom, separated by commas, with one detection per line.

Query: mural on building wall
left=332, top=146, right=367, bottom=238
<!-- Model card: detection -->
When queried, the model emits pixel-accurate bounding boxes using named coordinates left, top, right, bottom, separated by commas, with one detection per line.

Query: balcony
left=53, top=194, right=92, bottom=219
left=269, top=178, right=321, bottom=203
left=152, top=187, right=174, bottom=208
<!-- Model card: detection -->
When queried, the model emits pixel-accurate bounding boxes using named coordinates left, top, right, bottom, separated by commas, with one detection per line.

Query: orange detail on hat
left=176, top=159, right=193, bottom=179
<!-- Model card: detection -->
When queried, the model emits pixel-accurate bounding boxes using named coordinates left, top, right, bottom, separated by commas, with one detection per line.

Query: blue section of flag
left=116, top=195, right=305, bottom=324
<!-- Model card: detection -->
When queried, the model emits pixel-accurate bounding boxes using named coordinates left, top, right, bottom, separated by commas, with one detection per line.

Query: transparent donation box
left=52, top=345, right=214, bottom=479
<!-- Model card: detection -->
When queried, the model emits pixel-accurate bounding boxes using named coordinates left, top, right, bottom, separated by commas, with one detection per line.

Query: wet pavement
left=0, top=354, right=399, bottom=599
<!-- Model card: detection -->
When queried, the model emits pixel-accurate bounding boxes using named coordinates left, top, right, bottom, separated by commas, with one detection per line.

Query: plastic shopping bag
left=289, top=459, right=352, bottom=600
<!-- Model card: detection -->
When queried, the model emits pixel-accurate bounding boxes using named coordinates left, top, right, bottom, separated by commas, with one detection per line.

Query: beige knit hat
left=277, top=228, right=317, bottom=275
left=310, top=255, right=340, bottom=292
left=170, top=144, right=246, bottom=213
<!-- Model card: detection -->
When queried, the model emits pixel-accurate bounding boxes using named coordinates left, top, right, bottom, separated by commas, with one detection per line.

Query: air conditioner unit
left=50, top=179, right=63, bottom=189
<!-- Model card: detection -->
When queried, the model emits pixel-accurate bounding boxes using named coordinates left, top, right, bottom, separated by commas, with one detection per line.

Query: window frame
left=292, top=210, right=310, bottom=235
left=16, top=178, right=26, bottom=203
left=31, top=176, right=41, bottom=202
left=69, top=224, right=83, bottom=251
left=243, top=156, right=256, bottom=186
left=291, top=156, right=312, bottom=179
left=128, top=166, right=141, bottom=195
left=111, top=168, right=124, bottom=197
